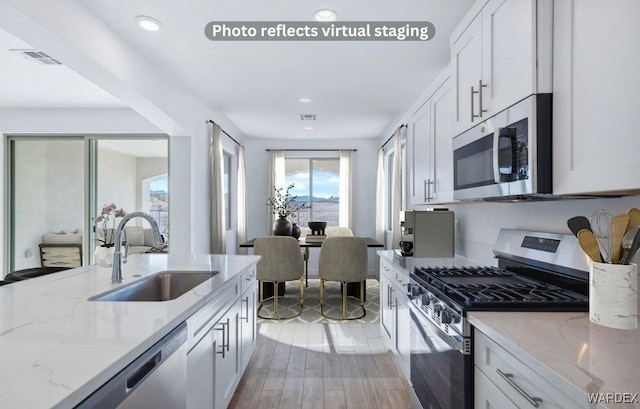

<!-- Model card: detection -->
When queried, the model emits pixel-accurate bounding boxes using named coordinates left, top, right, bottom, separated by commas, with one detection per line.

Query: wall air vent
left=10, top=49, right=62, bottom=65
left=299, top=114, right=317, bottom=121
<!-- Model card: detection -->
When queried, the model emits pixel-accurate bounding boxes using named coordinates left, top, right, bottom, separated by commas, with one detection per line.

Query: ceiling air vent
left=299, top=114, right=317, bottom=121
left=10, top=49, right=62, bottom=65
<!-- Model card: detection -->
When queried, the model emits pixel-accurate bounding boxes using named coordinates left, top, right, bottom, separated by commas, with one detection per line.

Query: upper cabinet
left=451, top=0, right=552, bottom=136
left=553, top=0, right=640, bottom=195
left=406, top=71, right=455, bottom=206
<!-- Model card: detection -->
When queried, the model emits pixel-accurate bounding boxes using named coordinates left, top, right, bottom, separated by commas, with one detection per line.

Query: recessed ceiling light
left=135, top=16, right=163, bottom=32
left=304, top=126, right=314, bottom=131
left=313, top=9, right=338, bottom=22
left=298, top=97, right=312, bottom=103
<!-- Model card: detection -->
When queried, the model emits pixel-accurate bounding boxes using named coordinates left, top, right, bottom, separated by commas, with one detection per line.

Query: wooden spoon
left=627, top=207, right=640, bottom=230
left=578, top=229, right=602, bottom=263
left=609, top=213, right=630, bottom=264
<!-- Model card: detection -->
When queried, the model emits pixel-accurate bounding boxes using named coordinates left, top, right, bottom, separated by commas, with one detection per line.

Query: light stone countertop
left=0, top=253, right=260, bottom=409
left=469, top=312, right=640, bottom=409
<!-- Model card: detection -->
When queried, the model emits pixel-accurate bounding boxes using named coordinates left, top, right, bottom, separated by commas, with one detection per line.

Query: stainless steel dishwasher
left=75, top=322, right=188, bottom=409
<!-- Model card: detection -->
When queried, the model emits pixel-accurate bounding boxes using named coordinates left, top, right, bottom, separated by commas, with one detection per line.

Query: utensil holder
left=589, top=262, right=638, bottom=329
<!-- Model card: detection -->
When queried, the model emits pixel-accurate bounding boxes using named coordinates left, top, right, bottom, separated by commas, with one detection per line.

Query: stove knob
left=440, top=309, right=452, bottom=325
left=433, top=304, right=442, bottom=316
left=421, top=294, right=431, bottom=306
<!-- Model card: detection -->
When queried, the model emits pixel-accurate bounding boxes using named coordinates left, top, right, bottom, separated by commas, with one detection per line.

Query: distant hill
left=292, top=196, right=339, bottom=203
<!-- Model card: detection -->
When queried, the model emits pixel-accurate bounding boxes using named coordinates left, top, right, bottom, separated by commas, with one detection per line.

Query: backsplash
left=427, top=195, right=640, bottom=266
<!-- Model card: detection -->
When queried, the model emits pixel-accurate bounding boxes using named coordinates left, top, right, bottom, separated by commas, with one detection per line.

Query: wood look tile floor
left=229, top=323, right=411, bottom=409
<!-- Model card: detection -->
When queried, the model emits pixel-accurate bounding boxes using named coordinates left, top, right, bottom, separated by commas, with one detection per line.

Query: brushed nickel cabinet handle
left=496, top=369, right=542, bottom=407
left=225, top=318, right=230, bottom=352
left=242, top=297, right=250, bottom=323
left=478, top=80, right=488, bottom=118
left=215, top=325, right=226, bottom=358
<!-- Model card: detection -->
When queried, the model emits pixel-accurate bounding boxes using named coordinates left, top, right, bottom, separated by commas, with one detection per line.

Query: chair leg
left=342, top=282, right=348, bottom=320
left=257, top=280, right=304, bottom=320
left=320, top=280, right=367, bottom=321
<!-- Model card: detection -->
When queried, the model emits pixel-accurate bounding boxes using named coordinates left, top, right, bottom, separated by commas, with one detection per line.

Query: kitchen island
left=0, top=253, right=259, bottom=409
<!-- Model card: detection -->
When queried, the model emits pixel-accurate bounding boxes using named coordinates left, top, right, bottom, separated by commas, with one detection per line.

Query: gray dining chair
left=319, top=236, right=368, bottom=320
left=254, top=236, right=305, bottom=319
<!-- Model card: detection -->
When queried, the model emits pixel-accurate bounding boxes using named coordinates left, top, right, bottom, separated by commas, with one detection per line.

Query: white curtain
left=267, top=150, right=285, bottom=235
left=375, top=148, right=386, bottom=244
left=391, top=127, right=403, bottom=250
left=339, top=150, right=354, bottom=231
left=237, top=145, right=248, bottom=254
left=210, top=123, right=226, bottom=253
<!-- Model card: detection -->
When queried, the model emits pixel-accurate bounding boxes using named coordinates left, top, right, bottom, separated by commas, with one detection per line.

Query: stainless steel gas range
left=408, top=229, right=591, bottom=409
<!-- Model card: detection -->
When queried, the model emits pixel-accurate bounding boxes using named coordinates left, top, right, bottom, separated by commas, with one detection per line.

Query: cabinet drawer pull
left=424, top=179, right=434, bottom=202
left=242, top=297, right=250, bottom=323
left=224, top=318, right=230, bottom=352
left=496, top=368, right=542, bottom=407
left=215, top=324, right=226, bottom=358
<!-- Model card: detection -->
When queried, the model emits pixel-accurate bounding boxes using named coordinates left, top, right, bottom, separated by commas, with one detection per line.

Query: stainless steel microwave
left=452, top=94, right=552, bottom=201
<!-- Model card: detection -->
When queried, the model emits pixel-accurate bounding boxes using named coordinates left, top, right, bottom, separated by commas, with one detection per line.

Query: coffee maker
left=399, top=209, right=455, bottom=257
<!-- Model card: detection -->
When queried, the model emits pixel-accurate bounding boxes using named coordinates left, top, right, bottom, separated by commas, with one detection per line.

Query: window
left=224, top=153, right=231, bottom=230
left=148, top=175, right=169, bottom=235
left=384, top=143, right=405, bottom=230
left=285, top=158, right=340, bottom=228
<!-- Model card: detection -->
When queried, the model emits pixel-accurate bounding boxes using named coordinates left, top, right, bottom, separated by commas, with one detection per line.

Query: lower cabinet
left=186, top=266, right=258, bottom=409
left=474, top=329, right=582, bottom=409
left=379, top=258, right=410, bottom=378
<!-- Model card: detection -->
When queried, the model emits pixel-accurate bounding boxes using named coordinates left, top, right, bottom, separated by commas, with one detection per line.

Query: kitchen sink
left=90, top=271, right=219, bottom=302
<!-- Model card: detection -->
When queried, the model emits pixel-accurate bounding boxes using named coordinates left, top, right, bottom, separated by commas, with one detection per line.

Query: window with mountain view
left=285, top=158, right=340, bottom=228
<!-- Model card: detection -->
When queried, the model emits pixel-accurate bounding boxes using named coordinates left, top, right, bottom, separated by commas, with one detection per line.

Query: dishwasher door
left=76, top=322, right=188, bottom=409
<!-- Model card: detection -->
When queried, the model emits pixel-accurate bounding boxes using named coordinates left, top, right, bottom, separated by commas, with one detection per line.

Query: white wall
left=243, top=137, right=379, bottom=274
left=418, top=195, right=640, bottom=267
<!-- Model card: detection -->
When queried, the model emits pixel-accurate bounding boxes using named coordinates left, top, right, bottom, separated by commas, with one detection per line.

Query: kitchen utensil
left=621, top=227, right=640, bottom=265
left=608, top=213, right=630, bottom=264
left=620, top=226, right=640, bottom=264
left=578, top=229, right=603, bottom=263
left=627, top=207, right=640, bottom=230
left=567, top=216, right=592, bottom=237
left=590, top=210, right=613, bottom=263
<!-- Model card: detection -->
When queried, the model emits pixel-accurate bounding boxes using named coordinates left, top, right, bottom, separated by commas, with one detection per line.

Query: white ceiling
left=1, top=0, right=475, bottom=140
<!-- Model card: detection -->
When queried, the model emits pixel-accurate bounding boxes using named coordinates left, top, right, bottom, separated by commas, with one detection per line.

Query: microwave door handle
left=492, top=128, right=501, bottom=184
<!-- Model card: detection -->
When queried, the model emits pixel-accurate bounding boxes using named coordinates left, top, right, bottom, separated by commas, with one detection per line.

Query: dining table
left=239, top=236, right=384, bottom=299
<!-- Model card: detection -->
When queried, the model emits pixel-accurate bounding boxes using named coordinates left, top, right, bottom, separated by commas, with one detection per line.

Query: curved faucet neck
left=111, top=212, right=163, bottom=283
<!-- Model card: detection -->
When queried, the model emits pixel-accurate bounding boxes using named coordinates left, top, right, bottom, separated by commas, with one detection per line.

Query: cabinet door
left=481, top=0, right=535, bottom=115
left=452, top=15, right=483, bottom=135
left=474, top=367, right=518, bottom=409
left=407, top=100, right=433, bottom=205
left=553, top=0, right=640, bottom=194
left=431, top=78, right=455, bottom=203
left=215, top=299, right=241, bottom=409
left=187, top=329, right=216, bottom=409
left=240, top=282, right=257, bottom=371
left=380, top=270, right=394, bottom=341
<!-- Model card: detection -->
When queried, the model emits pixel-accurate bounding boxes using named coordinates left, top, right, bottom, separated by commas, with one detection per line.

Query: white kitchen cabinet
left=186, top=273, right=246, bottom=409
left=553, top=0, right=640, bottom=195
left=451, top=0, right=551, bottom=135
left=240, top=266, right=257, bottom=372
left=474, top=329, right=582, bottom=409
left=407, top=73, right=455, bottom=205
left=379, top=258, right=410, bottom=378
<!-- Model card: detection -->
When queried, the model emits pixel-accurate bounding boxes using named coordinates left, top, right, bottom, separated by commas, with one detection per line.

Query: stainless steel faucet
left=111, top=212, right=164, bottom=283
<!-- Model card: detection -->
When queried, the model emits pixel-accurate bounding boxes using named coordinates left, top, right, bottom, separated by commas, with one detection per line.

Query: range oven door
left=409, top=301, right=472, bottom=409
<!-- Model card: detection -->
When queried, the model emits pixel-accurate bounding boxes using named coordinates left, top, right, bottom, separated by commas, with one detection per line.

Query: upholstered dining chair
left=325, top=226, right=354, bottom=237
left=254, top=236, right=305, bottom=319
left=319, top=236, right=368, bottom=320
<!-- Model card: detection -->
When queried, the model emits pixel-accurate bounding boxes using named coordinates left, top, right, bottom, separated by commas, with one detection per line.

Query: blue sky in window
left=150, top=176, right=168, bottom=193
left=286, top=171, right=339, bottom=199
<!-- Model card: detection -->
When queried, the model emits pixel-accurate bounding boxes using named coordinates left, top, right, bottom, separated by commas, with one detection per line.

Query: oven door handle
left=492, top=128, right=502, bottom=184
left=409, top=301, right=469, bottom=355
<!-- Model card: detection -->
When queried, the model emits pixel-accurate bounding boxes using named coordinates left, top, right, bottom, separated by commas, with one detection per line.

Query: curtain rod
left=265, top=149, right=357, bottom=152
left=206, top=120, right=243, bottom=148
left=380, top=124, right=407, bottom=149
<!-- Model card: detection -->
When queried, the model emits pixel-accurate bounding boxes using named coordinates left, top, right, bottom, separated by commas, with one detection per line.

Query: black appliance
left=408, top=229, right=591, bottom=409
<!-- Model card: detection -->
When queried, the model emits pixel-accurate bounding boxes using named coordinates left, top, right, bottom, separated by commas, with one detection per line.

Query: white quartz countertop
left=0, top=253, right=260, bottom=409
left=469, top=311, right=640, bottom=409
left=377, top=249, right=481, bottom=273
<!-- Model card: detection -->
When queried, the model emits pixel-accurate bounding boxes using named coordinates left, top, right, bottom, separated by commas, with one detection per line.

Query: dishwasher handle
left=126, top=351, right=161, bottom=391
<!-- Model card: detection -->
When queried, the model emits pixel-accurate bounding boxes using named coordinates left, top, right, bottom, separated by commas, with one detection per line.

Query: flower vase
left=291, top=223, right=301, bottom=239
left=273, top=216, right=292, bottom=236
left=95, top=246, right=115, bottom=267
